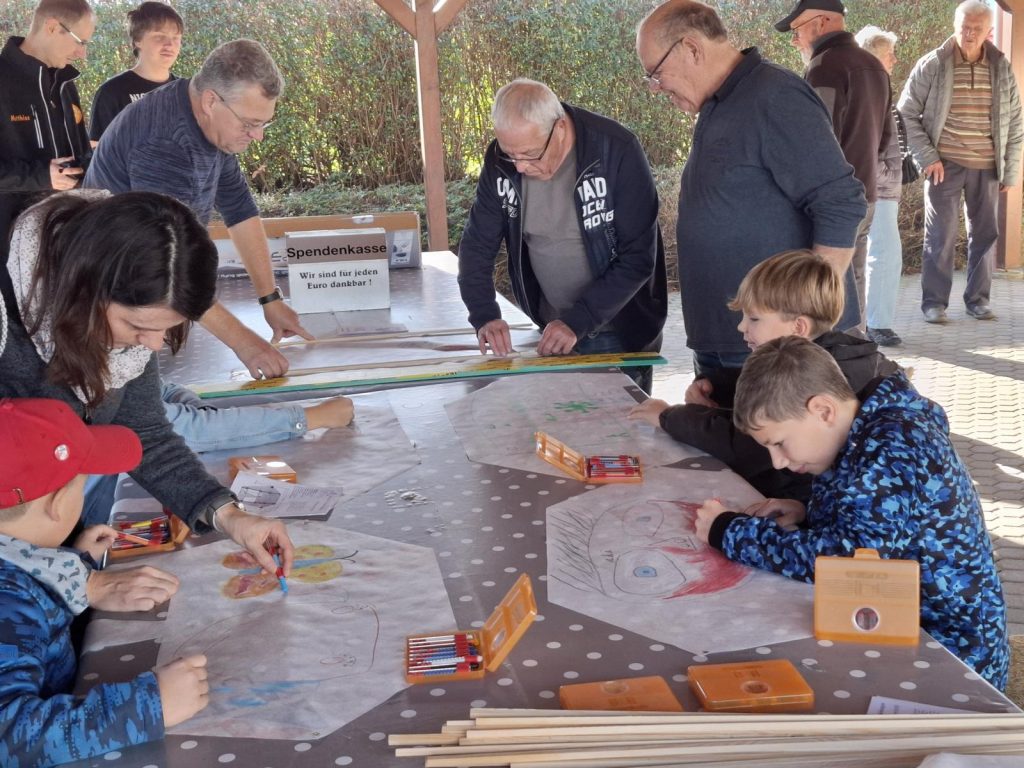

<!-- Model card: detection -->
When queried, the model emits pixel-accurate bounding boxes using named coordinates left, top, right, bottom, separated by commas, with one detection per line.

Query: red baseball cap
left=0, top=398, right=143, bottom=507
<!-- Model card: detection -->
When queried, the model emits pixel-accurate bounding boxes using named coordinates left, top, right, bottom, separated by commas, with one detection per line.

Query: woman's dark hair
left=24, top=191, right=217, bottom=407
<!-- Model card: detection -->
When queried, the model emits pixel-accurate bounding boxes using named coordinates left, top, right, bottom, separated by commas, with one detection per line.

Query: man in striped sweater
left=899, top=0, right=1023, bottom=324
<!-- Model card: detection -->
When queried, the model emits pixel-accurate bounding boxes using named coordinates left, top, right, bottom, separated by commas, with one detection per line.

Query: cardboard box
left=209, top=212, right=421, bottom=271
left=286, top=228, right=390, bottom=313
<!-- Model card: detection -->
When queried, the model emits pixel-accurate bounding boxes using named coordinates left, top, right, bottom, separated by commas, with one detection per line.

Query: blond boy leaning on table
left=629, top=249, right=898, bottom=501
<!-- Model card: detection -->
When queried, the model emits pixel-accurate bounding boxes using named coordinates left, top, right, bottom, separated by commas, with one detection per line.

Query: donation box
left=285, top=228, right=390, bottom=313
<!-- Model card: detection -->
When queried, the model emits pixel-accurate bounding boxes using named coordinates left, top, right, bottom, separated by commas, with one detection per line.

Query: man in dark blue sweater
left=636, top=0, right=865, bottom=379
left=85, top=39, right=311, bottom=380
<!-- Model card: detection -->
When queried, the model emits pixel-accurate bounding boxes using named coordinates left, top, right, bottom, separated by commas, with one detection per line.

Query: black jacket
left=659, top=331, right=902, bottom=501
left=0, top=37, right=91, bottom=311
left=457, top=103, right=667, bottom=352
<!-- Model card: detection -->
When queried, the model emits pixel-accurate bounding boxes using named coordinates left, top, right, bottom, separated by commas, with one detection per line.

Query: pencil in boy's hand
left=272, top=547, right=289, bottom=595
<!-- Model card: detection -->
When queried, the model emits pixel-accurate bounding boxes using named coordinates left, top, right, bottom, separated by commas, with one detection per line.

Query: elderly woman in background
left=856, top=25, right=907, bottom=347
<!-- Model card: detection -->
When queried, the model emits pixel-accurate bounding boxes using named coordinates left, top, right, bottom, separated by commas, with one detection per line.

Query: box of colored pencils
left=535, top=432, right=643, bottom=484
left=405, top=573, right=537, bottom=684
left=559, top=675, right=684, bottom=712
left=228, top=455, right=297, bottom=483
left=687, top=659, right=814, bottom=713
left=107, top=497, right=189, bottom=561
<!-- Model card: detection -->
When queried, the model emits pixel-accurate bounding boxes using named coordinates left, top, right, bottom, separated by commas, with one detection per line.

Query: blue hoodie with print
left=0, top=536, right=164, bottom=767
left=707, top=374, right=1008, bottom=689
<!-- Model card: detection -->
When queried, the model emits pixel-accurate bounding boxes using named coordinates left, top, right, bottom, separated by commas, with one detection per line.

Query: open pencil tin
left=405, top=573, right=537, bottom=684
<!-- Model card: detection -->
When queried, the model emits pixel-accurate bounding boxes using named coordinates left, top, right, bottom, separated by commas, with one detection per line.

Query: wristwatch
left=257, top=286, right=283, bottom=305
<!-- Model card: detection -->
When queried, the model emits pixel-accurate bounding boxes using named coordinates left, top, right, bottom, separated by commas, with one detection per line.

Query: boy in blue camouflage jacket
left=0, top=398, right=208, bottom=767
left=694, top=337, right=1008, bottom=689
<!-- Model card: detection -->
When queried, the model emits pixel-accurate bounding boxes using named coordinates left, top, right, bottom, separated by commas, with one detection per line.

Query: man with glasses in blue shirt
left=86, top=39, right=312, bottom=381
left=636, top=0, right=865, bottom=383
left=458, top=78, right=668, bottom=393
left=0, top=0, right=94, bottom=314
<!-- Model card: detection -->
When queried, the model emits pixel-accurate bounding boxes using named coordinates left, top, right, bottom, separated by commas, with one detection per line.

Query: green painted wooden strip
left=192, top=353, right=666, bottom=399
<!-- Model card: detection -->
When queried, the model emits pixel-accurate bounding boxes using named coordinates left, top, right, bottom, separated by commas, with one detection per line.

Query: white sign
left=285, top=228, right=390, bottom=313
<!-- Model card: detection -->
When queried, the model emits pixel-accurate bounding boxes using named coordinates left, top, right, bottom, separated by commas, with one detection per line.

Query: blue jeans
left=865, top=199, right=903, bottom=329
left=692, top=349, right=749, bottom=379
left=162, top=382, right=307, bottom=453
left=575, top=331, right=652, bottom=393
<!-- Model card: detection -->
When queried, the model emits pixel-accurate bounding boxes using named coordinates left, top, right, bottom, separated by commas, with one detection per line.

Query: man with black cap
left=775, top=0, right=892, bottom=333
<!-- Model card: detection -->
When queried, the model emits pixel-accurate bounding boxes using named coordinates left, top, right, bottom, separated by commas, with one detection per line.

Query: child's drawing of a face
left=590, top=500, right=748, bottom=599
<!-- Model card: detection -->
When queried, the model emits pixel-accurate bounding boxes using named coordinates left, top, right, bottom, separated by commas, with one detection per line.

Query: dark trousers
left=921, top=162, right=999, bottom=311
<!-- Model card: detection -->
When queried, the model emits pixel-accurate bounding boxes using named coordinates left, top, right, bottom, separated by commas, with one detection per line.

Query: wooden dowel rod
left=275, top=324, right=535, bottom=348
left=422, top=732, right=1024, bottom=767
left=468, top=710, right=1023, bottom=726
left=388, top=732, right=463, bottom=746
left=460, top=717, right=1024, bottom=743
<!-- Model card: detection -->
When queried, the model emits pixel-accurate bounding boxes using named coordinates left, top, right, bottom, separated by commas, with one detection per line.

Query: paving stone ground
left=651, top=270, right=1024, bottom=635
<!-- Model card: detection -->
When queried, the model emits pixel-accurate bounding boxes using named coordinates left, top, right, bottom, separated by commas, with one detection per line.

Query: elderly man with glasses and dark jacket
left=457, top=78, right=668, bottom=393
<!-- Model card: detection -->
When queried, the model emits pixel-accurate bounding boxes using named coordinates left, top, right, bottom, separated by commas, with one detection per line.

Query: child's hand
left=157, top=654, right=209, bottom=727
left=684, top=378, right=718, bottom=407
left=305, top=396, right=354, bottom=431
left=87, top=565, right=180, bottom=612
left=744, top=498, right=806, bottom=530
left=73, top=525, right=118, bottom=561
left=627, top=398, right=669, bottom=427
left=695, top=498, right=729, bottom=544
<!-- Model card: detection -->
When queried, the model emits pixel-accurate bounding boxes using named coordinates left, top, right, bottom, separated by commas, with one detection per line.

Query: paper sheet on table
left=144, top=521, right=453, bottom=740
left=229, top=472, right=343, bottom=518
left=445, top=372, right=703, bottom=476
left=868, top=695, right=974, bottom=715
left=917, top=755, right=1024, bottom=768
left=200, top=396, right=418, bottom=506
left=546, top=467, right=814, bottom=654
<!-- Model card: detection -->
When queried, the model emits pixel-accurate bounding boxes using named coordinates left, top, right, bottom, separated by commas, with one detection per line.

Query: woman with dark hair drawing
left=0, top=190, right=294, bottom=601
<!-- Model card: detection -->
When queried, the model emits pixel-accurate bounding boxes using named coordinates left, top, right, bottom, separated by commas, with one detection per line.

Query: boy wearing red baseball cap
left=0, top=398, right=208, bottom=765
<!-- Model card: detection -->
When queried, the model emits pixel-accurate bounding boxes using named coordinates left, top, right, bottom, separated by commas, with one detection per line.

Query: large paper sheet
left=445, top=372, right=701, bottom=476
left=545, top=467, right=814, bottom=654
left=199, top=398, right=419, bottom=506
left=149, top=522, right=453, bottom=740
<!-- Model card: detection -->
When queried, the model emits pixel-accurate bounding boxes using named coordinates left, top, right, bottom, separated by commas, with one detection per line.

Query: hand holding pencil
left=73, top=524, right=120, bottom=561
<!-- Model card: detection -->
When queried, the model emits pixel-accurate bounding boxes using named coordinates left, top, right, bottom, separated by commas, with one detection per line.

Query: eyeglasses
left=59, top=21, right=89, bottom=47
left=789, top=15, right=823, bottom=36
left=496, top=119, right=559, bottom=164
left=642, top=38, right=683, bottom=88
left=214, top=91, right=275, bottom=134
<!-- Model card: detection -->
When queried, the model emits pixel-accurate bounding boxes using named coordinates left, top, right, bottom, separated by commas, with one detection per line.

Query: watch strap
left=258, top=286, right=283, bottom=305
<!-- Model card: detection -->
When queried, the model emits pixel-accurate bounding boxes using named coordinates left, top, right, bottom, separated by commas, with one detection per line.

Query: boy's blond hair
left=728, top=249, right=844, bottom=337
left=734, top=336, right=855, bottom=433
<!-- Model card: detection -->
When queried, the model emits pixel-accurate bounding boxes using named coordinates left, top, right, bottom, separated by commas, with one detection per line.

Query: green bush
left=1, top=0, right=968, bottom=274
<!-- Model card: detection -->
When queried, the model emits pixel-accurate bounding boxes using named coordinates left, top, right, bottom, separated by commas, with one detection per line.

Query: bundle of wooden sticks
left=389, top=708, right=1024, bottom=767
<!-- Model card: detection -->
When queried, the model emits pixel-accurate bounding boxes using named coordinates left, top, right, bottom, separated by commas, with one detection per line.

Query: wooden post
left=374, top=0, right=470, bottom=253
left=996, top=1, right=1024, bottom=269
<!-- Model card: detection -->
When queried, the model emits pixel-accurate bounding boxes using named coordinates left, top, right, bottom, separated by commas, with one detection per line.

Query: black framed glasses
left=642, top=38, right=683, bottom=88
left=496, top=119, right=559, bottom=164
left=59, top=21, right=89, bottom=47
left=214, top=91, right=275, bottom=134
